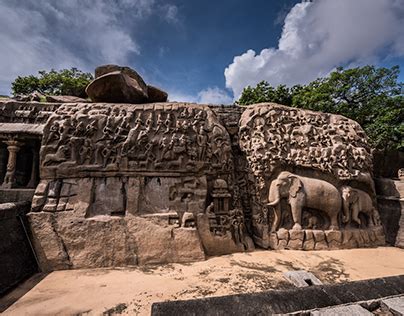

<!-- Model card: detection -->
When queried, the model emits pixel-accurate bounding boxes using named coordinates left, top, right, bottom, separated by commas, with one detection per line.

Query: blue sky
left=0, top=0, right=403, bottom=103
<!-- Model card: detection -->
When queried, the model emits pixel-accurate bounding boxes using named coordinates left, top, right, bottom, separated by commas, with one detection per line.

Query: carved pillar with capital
left=2, top=140, right=22, bottom=189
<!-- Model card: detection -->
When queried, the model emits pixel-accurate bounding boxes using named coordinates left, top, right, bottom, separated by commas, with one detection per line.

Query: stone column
left=2, top=140, right=22, bottom=189
left=27, top=146, right=39, bottom=188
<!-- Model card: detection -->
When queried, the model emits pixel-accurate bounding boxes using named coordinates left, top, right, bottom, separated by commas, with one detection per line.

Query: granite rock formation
left=239, top=103, right=384, bottom=250
left=86, top=65, right=168, bottom=104
left=20, top=101, right=385, bottom=270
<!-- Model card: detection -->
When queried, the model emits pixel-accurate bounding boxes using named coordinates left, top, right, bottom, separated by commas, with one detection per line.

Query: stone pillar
left=27, top=147, right=39, bottom=188
left=2, top=140, right=22, bottom=189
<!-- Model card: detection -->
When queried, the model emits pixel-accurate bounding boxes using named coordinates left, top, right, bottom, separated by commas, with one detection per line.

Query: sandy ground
left=2, top=247, right=404, bottom=316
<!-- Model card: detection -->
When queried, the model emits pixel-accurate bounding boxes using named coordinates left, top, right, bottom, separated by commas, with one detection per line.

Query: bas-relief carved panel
left=0, top=101, right=59, bottom=125
left=239, top=103, right=384, bottom=249
left=40, top=103, right=233, bottom=177
left=34, top=102, right=237, bottom=229
left=28, top=101, right=387, bottom=271
left=138, top=176, right=207, bottom=216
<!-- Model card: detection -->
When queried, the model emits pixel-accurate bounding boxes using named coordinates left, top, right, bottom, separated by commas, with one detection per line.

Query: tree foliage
left=12, top=68, right=93, bottom=97
left=237, top=65, right=404, bottom=151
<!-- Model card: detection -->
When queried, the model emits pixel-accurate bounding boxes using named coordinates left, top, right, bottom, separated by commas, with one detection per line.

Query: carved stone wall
left=25, top=101, right=386, bottom=270
left=239, top=103, right=384, bottom=250
left=29, top=102, right=254, bottom=270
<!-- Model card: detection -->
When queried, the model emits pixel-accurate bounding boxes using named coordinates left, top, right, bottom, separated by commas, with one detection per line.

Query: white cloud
left=0, top=0, right=178, bottom=95
left=225, top=0, right=404, bottom=99
left=162, top=4, right=179, bottom=24
left=168, top=87, right=233, bottom=105
left=168, top=91, right=198, bottom=103
left=197, top=87, right=233, bottom=105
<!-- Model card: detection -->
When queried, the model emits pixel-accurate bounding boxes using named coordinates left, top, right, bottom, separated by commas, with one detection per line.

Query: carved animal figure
left=43, top=145, right=69, bottom=166
left=341, top=186, right=379, bottom=227
left=267, top=171, right=341, bottom=231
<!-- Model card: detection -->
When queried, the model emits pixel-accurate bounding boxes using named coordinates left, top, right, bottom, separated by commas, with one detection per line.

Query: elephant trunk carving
left=267, top=180, right=281, bottom=232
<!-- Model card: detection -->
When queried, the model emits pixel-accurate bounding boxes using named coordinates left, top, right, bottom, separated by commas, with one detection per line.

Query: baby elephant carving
left=341, top=186, right=380, bottom=227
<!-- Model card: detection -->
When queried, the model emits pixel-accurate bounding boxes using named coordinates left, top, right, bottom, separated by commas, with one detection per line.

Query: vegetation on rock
left=237, top=66, right=404, bottom=151
left=12, top=68, right=93, bottom=97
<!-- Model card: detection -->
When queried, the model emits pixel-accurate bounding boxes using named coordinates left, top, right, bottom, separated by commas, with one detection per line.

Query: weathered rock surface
left=26, top=101, right=385, bottom=271
left=86, top=64, right=168, bottom=104
left=148, top=85, right=168, bottom=102
left=45, top=95, right=88, bottom=103
left=86, top=71, right=148, bottom=103
left=376, top=177, right=404, bottom=248
left=28, top=211, right=205, bottom=270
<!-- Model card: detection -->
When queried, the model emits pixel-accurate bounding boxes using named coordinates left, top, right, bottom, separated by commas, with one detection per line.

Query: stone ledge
left=266, top=227, right=385, bottom=250
left=151, top=275, right=404, bottom=316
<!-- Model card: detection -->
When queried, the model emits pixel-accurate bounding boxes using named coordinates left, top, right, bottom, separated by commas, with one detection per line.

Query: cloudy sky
left=0, top=0, right=403, bottom=103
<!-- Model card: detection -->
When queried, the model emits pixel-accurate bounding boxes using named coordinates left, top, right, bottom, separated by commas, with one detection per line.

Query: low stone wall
left=0, top=189, right=35, bottom=204
left=266, top=227, right=385, bottom=250
left=151, top=275, right=404, bottom=316
left=0, top=202, right=38, bottom=295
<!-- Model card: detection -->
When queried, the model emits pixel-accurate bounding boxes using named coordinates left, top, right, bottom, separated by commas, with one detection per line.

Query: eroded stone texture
left=240, top=103, right=384, bottom=250
left=86, top=65, right=167, bottom=104
left=28, top=101, right=386, bottom=270
left=30, top=102, right=249, bottom=270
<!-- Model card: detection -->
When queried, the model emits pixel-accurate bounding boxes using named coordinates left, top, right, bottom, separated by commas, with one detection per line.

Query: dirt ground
left=2, top=247, right=404, bottom=316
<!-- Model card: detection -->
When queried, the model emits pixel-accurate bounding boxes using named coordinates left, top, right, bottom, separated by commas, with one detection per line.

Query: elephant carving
left=267, top=171, right=341, bottom=231
left=341, top=186, right=380, bottom=227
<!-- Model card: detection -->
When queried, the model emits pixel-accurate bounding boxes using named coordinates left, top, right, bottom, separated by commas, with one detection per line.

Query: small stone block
left=31, top=195, right=46, bottom=212
left=313, top=230, right=325, bottom=242
left=60, top=182, right=71, bottom=197
left=360, top=230, right=371, bottom=244
left=303, top=239, right=315, bottom=250
left=289, top=229, right=304, bottom=240
left=283, top=270, right=322, bottom=288
left=325, top=230, right=342, bottom=244
left=381, top=296, right=404, bottom=315
left=42, top=201, right=57, bottom=212
left=34, top=180, right=49, bottom=196
left=310, top=304, right=373, bottom=315
left=277, top=228, right=289, bottom=240
left=268, top=233, right=278, bottom=250
left=47, top=180, right=62, bottom=198
left=277, top=239, right=287, bottom=249
left=314, top=240, right=328, bottom=250
left=287, top=238, right=303, bottom=250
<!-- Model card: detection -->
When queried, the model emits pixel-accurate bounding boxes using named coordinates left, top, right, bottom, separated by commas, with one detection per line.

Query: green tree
left=12, top=68, right=93, bottom=97
left=237, top=82, right=293, bottom=106
left=237, top=65, right=404, bottom=150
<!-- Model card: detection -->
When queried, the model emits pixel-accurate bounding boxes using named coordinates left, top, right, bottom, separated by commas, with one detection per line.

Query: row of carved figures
left=43, top=110, right=232, bottom=170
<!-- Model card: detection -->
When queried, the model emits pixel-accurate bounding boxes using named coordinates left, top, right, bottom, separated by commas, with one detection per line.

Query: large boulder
left=147, top=85, right=168, bottom=102
left=86, top=64, right=168, bottom=104
left=86, top=70, right=148, bottom=103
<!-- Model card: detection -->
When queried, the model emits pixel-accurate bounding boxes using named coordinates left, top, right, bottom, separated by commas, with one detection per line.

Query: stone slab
left=151, top=275, right=404, bottom=316
left=310, top=304, right=372, bottom=315
left=283, top=270, right=323, bottom=287
left=381, top=296, right=404, bottom=315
